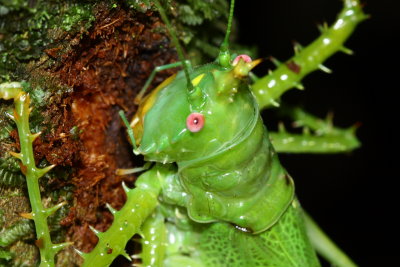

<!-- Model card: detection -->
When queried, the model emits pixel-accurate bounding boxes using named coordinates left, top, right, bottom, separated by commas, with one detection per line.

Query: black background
left=235, top=0, right=396, bottom=266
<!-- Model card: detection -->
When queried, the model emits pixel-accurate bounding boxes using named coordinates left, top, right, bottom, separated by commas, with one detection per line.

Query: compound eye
left=186, top=113, right=205, bottom=133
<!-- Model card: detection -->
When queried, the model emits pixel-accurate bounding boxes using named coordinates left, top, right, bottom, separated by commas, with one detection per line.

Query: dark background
left=235, top=0, right=396, bottom=266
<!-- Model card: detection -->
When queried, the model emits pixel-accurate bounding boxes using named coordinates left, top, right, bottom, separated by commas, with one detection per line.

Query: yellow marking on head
left=191, top=74, right=205, bottom=86
left=130, top=73, right=177, bottom=144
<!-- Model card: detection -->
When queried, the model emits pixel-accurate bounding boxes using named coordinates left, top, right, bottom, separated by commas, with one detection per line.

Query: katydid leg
left=135, top=61, right=192, bottom=104
left=251, top=0, right=367, bottom=109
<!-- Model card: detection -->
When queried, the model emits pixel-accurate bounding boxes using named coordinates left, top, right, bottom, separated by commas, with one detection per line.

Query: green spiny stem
left=80, top=166, right=166, bottom=267
left=285, top=107, right=359, bottom=136
left=269, top=107, right=360, bottom=153
left=251, top=0, right=368, bottom=109
left=269, top=131, right=359, bottom=153
left=1, top=82, right=70, bottom=267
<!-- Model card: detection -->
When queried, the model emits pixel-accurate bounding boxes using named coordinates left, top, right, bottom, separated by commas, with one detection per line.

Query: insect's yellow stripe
left=140, top=73, right=177, bottom=116
left=191, top=74, right=205, bottom=86
left=130, top=73, right=177, bottom=144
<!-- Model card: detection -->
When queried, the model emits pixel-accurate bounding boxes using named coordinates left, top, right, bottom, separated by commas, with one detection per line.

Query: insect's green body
left=128, top=54, right=318, bottom=265
left=134, top=63, right=294, bottom=233
left=164, top=202, right=319, bottom=267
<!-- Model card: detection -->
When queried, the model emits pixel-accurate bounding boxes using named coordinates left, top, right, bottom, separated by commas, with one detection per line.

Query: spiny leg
left=269, top=107, right=360, bottom=153
left=79, top=107, right=179, bottom=266
left=115, top=162, right=152, bottom=176
left=116, top=110, right=152, bottom=175
left=79, top=164, right=176, bottom=267
left=251, top=0, right=368, bottom=109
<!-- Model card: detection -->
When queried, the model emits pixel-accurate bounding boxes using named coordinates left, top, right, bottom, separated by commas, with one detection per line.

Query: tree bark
left=0, top=1, right=229, bottom=266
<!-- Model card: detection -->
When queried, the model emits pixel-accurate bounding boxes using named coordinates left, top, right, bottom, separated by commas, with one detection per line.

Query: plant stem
left=1, top=82, right=70, bottom=267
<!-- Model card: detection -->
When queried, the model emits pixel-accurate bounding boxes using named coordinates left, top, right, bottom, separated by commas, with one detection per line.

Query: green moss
left=0, top=0, right=96, bottom=81
left=58, top=2, right=95, bottom=32
left=0, top=156, right=25, bottom=187
left=0, top=220, right=34, bottom=247
left=0, top=109, right=14, bottom=141
left=0, top=249, right=13, bottom=265
left=126, top=0, right=153, bottom=12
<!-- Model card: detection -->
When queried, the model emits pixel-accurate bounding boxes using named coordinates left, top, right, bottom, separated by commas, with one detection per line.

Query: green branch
left=251, top=0, right=368, bottom=109
left=0, top=82, right=70, bottom=267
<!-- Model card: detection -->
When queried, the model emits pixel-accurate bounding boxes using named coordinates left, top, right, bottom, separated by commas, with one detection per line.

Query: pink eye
left=232, top=54, right=252, bottom=65
left=186, top=113, right=205, bottom=132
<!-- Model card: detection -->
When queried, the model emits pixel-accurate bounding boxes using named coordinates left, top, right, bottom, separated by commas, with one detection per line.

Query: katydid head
left=130, top=57, right=261, bottom=163
left=129, top=0, right=261, bottom=163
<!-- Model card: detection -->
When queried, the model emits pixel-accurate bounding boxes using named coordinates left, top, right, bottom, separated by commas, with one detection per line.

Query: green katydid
left=86, top=0, right=364, bottom=265
left=0, top=0, right=366, bottom=266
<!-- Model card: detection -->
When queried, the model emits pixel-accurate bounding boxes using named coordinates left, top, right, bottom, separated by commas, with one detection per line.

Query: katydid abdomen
left=161, top=200, right=320, bottom=267
left=198, top=202, right=320, bottom=267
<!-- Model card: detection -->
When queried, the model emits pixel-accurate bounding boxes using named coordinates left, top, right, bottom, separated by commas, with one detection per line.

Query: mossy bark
left=0, top=1, right=230, bottom=266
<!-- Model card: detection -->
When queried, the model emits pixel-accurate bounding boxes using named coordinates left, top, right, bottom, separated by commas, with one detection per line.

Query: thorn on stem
left=269, top=56, right=281, bottom=67
left=269, top=99, right=280, bottom=107
left=317, top=22, right=329, bottom=33
left=292, top=41, right=303, bottom=54
left=294, top=82, right=304, bottom=90
left=74, top=247, right=85, bottom=257
left=340, top=46, right=354, bottom=55
left=303, top=127, right=311, bottom=135
left=20, top=212, right=34, bottom=219
left=30, top=132, right=42, bottom=142
left=89, top=225, right=101, bottom=235
left=45, top=201, right=67, bottom=217
left=318, top=64, right=332, bottom=74
left=278, top=122, right=286, bottom=133
left=9, top=151, right=22, bottom=160
left=52, top=242, right=73, bottom=253
left=36, top=164, right=56, bottom=179
left=121, top=181, right=131, bottom=193
left=106, top=203, right=117, bottom=215
left=121, top=251, right=131, bottom=261
left=131, top=253, right=142, bottom=260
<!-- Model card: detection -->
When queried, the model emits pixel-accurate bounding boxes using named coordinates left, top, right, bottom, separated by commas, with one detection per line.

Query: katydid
left=0, top=0, right=365, bottom=266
